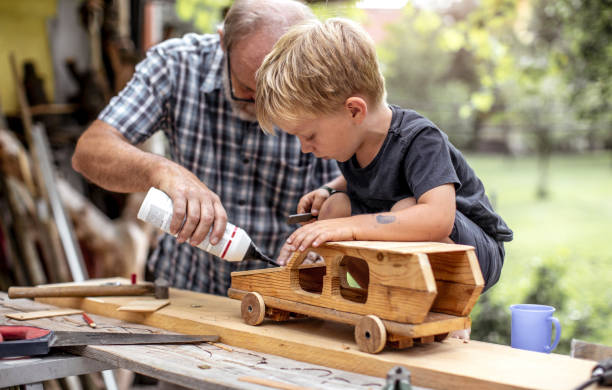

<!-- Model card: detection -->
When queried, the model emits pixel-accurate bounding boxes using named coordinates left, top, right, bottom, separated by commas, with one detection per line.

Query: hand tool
left=8, top=278, right=170, bottom=300
left=382, top=366, right=412, bottom=390
left=286, top=212, right=315, bottom=224
left=574, top=358, right=612, bottom=390
left=0, top=325, right=218, bottom=358
left=81, top=312, right=96, bottom=328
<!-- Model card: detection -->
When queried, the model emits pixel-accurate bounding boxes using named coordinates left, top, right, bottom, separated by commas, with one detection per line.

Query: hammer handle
left=8, top=285, right=154, bottom=299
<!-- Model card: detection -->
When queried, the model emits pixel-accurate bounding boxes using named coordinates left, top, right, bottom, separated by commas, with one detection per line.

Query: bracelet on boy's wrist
left=320, top=185, right=338, bottom=196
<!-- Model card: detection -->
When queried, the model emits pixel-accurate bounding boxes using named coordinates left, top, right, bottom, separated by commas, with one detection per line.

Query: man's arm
left=72, top=120, right=165, bottom=193
left=72, top=120, right=228, bottom=246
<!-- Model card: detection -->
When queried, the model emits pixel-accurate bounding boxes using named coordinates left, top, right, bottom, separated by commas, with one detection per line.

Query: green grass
left=466, top=152, right=612, bottom=350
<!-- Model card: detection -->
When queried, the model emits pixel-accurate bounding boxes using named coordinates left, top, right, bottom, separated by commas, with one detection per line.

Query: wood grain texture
left=0, top=294, right=385, bottom=390
left=228, top=288, right=469, bottom=338
left=238, top=376, right=314, bottom=390
left=34, top=281, right=598, bottom=390
left=231, top=246, right=440, bottom=324
left=355, top=315, right=387, bottom=353
left=8, top=284, right=155, bottom=299
left=231, top=242, right=482, bottom=327
left=5, top=308, right=83, bottom=320
left=117, top=299, right=170, bottom=313
left=571, top=339, right=612, bottom=362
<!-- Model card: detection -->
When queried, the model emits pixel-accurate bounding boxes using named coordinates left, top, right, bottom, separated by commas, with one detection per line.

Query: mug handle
left=546, top=317, right=561, bottom=353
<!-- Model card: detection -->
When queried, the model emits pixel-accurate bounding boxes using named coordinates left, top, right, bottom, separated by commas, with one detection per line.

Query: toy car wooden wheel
left=241, top=292, right=265, bottom=325
left=355, top=314, right=387, bottom=353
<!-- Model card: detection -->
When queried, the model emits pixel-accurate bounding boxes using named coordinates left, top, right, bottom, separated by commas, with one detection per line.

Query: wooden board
left=5, top=308, right=83, bottom=320
left=34, top=281, right=599, bottom=390
left=571, top=339, right=612, bottom=361
left=0, top=294, right=385, bottom=390
left=117, top=299, right=170, bottom=313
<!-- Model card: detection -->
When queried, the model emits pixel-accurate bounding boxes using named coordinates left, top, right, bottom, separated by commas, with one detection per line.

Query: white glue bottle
left=137, top=187, right=278, bottom=266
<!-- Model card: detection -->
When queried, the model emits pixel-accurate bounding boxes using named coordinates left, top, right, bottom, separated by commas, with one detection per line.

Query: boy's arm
left=284, top=183, right=455, bottom=252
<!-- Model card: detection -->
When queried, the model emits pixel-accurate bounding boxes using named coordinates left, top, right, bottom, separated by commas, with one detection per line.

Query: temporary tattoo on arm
left=376, top=215, right=396, bottom=224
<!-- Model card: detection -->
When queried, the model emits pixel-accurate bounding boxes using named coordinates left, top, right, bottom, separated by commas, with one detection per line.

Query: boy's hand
left=296, top=188, right=331, bottom=220
left=276, top=246, right=323, bottom=266
left=284, top=218, right=356, bottom=253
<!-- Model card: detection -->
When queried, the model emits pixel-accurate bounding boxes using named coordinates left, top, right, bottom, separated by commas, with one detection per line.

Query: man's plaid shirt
left=99, top=34, right=340, bottom=295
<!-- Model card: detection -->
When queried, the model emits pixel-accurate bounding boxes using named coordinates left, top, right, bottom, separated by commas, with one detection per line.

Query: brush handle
left=8, top=284, right=154, bottom=299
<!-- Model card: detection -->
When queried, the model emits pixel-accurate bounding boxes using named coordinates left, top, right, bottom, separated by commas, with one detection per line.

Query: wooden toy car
left=228, top=241, right=484, bottom=353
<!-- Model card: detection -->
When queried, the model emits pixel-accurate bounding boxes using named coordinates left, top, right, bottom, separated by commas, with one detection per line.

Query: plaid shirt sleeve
left=98, top=46, right=175, bottom=144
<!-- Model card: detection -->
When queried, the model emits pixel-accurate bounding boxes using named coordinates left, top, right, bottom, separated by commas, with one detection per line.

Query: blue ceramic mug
left=510, top=304, right=561, bottom=353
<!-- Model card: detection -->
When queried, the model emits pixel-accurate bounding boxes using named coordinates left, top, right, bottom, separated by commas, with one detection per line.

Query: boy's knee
left=390, top=197, right=417, bottom=212
left=319, top=192, right=351, bottom=220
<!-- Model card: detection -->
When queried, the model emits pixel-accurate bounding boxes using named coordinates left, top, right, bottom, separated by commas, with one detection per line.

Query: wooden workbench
left=0, top=293, right=390, bottom=389
left=26, top=280, right=600, bottom=390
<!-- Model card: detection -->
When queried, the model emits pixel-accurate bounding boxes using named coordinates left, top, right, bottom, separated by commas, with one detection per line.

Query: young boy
left=255, top=18, right=513, bottom=291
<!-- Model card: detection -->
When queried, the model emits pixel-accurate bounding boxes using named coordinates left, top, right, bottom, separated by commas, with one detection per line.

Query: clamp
left=382, top=366, right=412, bottom=390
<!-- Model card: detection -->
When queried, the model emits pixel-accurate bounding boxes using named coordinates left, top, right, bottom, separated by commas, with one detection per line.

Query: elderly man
left=72, top=0, right=341, bottom=295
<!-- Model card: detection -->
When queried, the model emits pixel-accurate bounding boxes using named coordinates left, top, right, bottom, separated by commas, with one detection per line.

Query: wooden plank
left=0, top=294, right=385, bottom=390
left=4, top=177, right=47, bottom=285
left=431, top=280, right=482, bottom=317
left=117, top=299, right=170, bottom=313
left=425, top=249, right=484, bottom=316
left=326, top=241, right=474, bottom=254
left=34, top=281, right=598, bottom=390
left=238, top=376, right=312, bottom=390
left=6, top=308, right=83, bottom=320
left=571, top=339, right=612, bottom=361
left=0, top=353, right=113, bottom=388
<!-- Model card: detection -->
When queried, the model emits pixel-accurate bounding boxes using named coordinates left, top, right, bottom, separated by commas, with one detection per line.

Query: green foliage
left=468, top=153, right=612, bottom=354
left=380, top=5, right=474, bottom=145
left=175, top=0, right=232, bottom=33
left=379, top=0, right=611, bottom=152
left=470, top=292, right=511, bottom=346
left=310, top=0, right=364, bottom=21
left=529, top=0, right=612, bottom=127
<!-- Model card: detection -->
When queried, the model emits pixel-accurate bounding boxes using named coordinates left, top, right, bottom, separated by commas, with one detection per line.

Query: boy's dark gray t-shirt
left=338, top=105, right=513, bottom=243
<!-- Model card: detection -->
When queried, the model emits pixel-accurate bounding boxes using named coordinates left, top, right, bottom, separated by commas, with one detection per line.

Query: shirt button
left=238, top=200, right=246, bottom=206
left=242, top=157, right=249, bottom=164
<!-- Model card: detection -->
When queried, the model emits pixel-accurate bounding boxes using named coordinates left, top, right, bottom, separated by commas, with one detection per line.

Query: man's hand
left=155, top=165, right=228, bottom=247
left=284, top=217, right=356, bottom=253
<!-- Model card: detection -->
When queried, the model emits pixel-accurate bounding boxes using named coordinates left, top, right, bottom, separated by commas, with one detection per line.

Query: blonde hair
left=256, top=18, right=386, bottom=134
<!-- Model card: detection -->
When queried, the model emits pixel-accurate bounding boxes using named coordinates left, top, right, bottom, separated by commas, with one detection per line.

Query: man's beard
left=222, top=59, right=257, bottom=122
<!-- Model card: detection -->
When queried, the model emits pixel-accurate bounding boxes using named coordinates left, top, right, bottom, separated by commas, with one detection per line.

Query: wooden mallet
left=8, top=278, right=170, bottom=300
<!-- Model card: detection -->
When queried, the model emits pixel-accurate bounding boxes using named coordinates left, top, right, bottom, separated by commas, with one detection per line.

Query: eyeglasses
left=227, top=52, right=255, bottom=103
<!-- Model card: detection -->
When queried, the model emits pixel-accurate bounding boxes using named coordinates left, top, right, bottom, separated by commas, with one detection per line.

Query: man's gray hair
left=222, top=0, right=314, bottom=52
